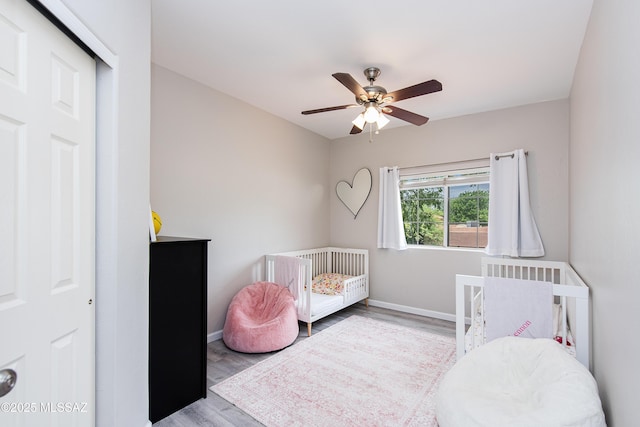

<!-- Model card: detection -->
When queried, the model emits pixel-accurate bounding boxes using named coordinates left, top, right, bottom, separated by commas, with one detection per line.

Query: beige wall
left=151, top=66, right=571, bottom=329
left=151, top=65, right=331, bottom=334
left=151, top=65, right=576, bottom=405
left=330, top=100, right=570, bottom=316
left=570, top=0, right=640, bottom=424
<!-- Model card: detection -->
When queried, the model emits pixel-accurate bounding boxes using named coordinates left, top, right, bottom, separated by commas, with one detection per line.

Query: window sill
left=406, top=244, right=487, bottom=254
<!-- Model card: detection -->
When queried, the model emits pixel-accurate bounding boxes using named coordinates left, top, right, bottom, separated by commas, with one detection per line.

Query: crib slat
left=561, top=295, right=568, bottom=345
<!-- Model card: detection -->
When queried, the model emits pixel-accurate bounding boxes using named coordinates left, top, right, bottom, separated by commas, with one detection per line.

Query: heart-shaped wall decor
left=336, top=168, right=372, bottom=218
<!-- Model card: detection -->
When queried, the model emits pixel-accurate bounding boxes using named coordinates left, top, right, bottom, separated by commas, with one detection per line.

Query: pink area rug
left=211, top=315, right=456, bottom=426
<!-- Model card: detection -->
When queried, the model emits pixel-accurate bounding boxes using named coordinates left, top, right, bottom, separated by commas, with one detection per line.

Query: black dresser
left=149, top=236, right=210, bottom=423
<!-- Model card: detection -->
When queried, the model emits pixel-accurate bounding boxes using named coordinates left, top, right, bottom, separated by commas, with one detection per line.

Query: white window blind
left=400, top=158, right=490, bottom=188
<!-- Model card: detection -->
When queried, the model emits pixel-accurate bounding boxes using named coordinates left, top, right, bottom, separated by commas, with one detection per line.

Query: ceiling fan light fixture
left=301, top=67, right=441, bottom=137
left=376, top=114, right=390, bottom=130
left=352, top=113, right=366, bottom=130
left=363, top=103, right=380, bottom=123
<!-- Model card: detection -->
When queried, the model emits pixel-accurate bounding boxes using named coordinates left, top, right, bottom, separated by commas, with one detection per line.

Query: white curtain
left=377, top=167, right=407, bottom=250
left=486, top=149, right=545, bottom=257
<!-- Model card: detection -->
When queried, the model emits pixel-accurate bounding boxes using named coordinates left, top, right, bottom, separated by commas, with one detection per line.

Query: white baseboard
left=366, top=299, right=456, bottom=323
left=208, top=329, right=223, bottom=343
left=206, top=301, right=455, bottom=343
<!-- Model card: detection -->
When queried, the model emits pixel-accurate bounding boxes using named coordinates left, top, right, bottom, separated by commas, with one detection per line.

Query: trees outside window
left=401, top=187, right=444, bottom=245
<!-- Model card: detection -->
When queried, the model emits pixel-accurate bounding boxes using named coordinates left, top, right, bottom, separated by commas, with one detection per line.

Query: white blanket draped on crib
left=484, top=276, right=553, bottom=342
left=485, top=148, right=544, bottom=257
left=274, top=255, right=302, bottom=301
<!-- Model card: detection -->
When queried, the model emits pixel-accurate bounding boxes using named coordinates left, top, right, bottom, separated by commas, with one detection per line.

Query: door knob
left=0, top=369, right=17, bottom=397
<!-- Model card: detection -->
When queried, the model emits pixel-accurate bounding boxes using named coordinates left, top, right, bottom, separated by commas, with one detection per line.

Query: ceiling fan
left=301, top=67, right=442, bottom=135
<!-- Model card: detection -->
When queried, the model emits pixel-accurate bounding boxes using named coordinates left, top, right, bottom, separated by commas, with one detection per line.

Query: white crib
left=455, top=257, right=590, bottom=369
left=266, top=247, right=369, bottom=336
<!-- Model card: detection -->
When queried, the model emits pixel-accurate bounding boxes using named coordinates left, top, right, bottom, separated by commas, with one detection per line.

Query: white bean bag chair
left=436, top=337, right=606, bottom=427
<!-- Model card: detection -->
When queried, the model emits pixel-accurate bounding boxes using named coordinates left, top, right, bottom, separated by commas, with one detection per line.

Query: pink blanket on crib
left=484, top=277, right=553, bottom=342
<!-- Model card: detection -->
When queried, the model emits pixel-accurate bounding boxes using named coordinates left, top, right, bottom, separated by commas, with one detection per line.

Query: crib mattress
left=309, top=292, right=343, bottom=317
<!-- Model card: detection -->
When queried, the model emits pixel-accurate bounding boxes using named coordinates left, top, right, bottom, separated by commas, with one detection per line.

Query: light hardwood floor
left=153, top=304, right=455, bottom=426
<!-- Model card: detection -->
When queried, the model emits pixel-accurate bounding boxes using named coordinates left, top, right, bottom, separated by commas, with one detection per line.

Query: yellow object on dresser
left=152, top=211, right=162, bottom=235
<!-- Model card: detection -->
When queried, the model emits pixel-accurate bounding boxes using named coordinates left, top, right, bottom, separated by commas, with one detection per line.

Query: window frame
left=399, top=162, right=490, bottom=249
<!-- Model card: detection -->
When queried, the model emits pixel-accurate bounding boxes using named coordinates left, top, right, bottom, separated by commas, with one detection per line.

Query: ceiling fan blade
left=350, top=125, right=363, bottom=134
left=332, top=73, right=368, bottom=100
left=301, top=104, right=359, bottom=115
left=386, top=79, right=442, bottom=103
left=384, top=106, right=429, bottom=126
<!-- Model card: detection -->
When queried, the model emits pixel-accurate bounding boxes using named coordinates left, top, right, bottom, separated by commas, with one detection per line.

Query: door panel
left=0, top=0, right=96, bottom=425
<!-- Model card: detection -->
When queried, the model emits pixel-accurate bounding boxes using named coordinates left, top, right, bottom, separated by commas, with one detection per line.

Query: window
left=400, top=164, right=490, bottom=248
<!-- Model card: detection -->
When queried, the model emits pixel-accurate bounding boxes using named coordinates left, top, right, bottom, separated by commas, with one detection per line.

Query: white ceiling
left=151, top=1, right=593, bottom=140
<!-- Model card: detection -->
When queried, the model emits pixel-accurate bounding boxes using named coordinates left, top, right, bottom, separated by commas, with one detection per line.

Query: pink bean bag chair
left=222, top=281, right=299, bottom=353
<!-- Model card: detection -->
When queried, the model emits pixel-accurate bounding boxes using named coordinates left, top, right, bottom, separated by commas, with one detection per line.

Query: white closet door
left=0, top=0, right=96, bottom=425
